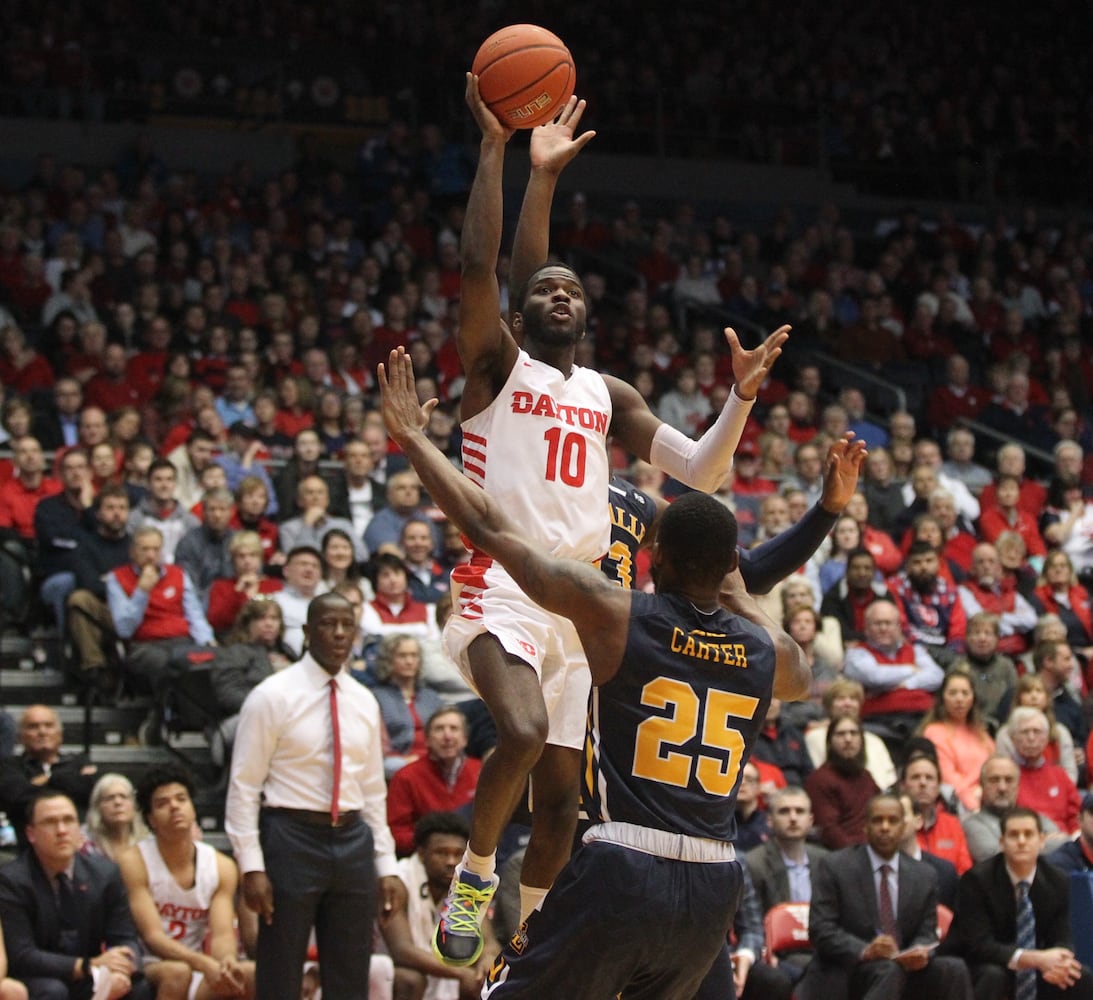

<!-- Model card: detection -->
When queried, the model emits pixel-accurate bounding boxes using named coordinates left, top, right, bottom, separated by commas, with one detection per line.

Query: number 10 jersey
left=459, top=349, right=612, bottom=562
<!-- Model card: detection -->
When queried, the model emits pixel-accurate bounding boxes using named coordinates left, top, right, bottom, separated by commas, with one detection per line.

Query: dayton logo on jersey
left=509, top=390, right=609, bottom=434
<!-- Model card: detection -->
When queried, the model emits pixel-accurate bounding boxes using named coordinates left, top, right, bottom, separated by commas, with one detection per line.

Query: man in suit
left=747, top=786, right=827, bottom=912
left=950, top=806, right=1093, bottom=1000
left=32, top=378, right=84, bottom=453
left=806, top=792, right=972, bottom=999
left=0, top=790, right=150, bottom=999
left=746, top=786, right=827, bottom=983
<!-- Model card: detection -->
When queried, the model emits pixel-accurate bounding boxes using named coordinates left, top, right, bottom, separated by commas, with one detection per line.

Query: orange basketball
left=472, top=24, right=575, bottom=129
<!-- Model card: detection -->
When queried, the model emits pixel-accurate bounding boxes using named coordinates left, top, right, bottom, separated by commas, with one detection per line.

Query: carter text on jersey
left=669, top=628, right=749, bottom=668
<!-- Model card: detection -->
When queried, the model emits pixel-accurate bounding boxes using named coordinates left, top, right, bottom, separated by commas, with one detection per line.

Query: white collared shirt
left=225, top=652, right=397, bottom=879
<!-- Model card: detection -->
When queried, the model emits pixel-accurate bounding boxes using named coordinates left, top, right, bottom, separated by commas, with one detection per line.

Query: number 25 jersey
left=583, top=591, right=776, bottom=843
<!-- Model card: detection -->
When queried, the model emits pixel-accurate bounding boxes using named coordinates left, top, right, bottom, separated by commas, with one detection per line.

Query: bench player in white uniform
left=435, top=83, right=789, bottom=962
left=119, top=764, right=255, bottom=1000
left=379, top=811, right=498, bottom=1000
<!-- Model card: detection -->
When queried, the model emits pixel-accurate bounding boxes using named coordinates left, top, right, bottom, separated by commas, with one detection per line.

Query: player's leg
left=392, top=965, right=427, bottom=1000
left=518, top=743, right=581, bottom=896
left=516, top=630, right=591, bottom=918
left=465, top=633, right=550, bottom=859
left=144, top=960, right=193, bottom=1000
left=436, top=634, right=547, bottom=965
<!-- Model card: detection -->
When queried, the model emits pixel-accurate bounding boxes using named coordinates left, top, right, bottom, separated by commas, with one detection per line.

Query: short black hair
left=148, top=457, right=177, bottom=478
left=866, top=791, right=904, bottom=818
left=1001, top=806, right=1042, bottom=835
left=25, top=789, right=76, bottom=827
left=907, top=540, right=937, bottom=559
left=413, top=810, right=470, bottom=850
left=306, top=591, right=353, bottom=627
left=368, top=552, right=408, bottom=587
left=656, top=492, right=738, bottom=589
left=846, top=547, right=875, bottom=565
left=898, top=741, right=940, bottom=781
left=137, top=762, right=195, bottom=823
left=515, top=262, right=583, bottom=312
left=284, top=545, right=324, bottom=566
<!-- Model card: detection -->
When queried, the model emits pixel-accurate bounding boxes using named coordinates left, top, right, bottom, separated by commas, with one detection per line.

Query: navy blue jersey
left=603, top=475, right=837, bottom=595
left=583, top=590, right=776, bottom=842
left=601, top=476, right=658, bottom=589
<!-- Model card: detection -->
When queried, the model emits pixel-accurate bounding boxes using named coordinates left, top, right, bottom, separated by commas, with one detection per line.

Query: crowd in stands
left=0, top=94, right=1091, bottom=995
left=2, top=0, right=1092, bottom=203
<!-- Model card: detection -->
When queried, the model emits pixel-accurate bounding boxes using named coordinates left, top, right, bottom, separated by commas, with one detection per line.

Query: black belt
left=264, top=807, right=362, bottom=828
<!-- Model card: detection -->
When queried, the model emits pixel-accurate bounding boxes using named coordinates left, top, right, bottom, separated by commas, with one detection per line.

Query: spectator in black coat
left=0, top=707, right=97, bottom=848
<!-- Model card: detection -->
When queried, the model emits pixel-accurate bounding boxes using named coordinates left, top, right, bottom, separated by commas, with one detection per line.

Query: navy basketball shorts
left=482, top=840, right=743, bottom=999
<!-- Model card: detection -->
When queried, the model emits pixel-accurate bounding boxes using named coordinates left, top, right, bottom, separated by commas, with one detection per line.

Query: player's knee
left=392, top=965, right=427, bottom=1000
left=493, top=711, right=549, bottom=763
left=152, top=961, right=194, bottom=999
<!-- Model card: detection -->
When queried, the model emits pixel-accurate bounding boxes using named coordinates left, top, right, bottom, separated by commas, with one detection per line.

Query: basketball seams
left=473, top=43, right=571, bottom=75
left=486, top=63, right=573, bottom=105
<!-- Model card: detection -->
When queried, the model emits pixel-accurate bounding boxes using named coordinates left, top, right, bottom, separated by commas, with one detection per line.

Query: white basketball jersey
left=137, top=837, right=220, bottom=952
left=461, top=350, right=612, bottom=561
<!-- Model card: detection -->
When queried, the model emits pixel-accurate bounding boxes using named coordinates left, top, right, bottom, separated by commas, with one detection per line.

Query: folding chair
left=763, top=902, right=811, bottom=964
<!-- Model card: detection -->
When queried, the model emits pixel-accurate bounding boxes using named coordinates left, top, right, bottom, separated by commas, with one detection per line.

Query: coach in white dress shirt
left=226, top=591, right=405, bottom=999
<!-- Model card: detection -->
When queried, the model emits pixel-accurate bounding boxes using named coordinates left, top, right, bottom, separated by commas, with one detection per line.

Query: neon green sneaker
left=432, top=867, right=499, bottom=966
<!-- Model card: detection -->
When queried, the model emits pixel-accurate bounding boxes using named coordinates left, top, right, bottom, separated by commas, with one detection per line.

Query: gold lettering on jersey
left=669, top=627, right=749, bottom=668
left=510, top=391, right=609, bottom=435
left=610, top=504, right=646, bottom=545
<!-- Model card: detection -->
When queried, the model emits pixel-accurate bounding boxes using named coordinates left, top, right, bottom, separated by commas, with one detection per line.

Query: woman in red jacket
left=1035, top=550, right=1093, bottom=680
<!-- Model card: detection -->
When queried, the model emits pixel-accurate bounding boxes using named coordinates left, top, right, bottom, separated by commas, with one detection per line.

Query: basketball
left=472, top=24, right=575, bottom=129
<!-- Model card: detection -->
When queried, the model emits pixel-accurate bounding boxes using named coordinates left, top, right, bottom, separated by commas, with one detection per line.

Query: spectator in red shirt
left=959, top=543, right=1038, bottom=657
left=804, top=715, right=879, bottom=850
left=0, top=436, right=62, bottom=631
left=1007, top=706, right=1082, bottom=835
left=926, top=354, right=988, bottom=431
left=979, top=442, right=1047, bottom=518
left=126, top=315, right=173, bottom=405
left=206, top=530, right=283, bottom=636
left=84, top=342, right=143, bottom=414
left=979, top=474, right=1047, bottom=558
left=274, top=376, right=315, bottom=438
left=0, top=323, right=54, bottom=396
left=843, top=491, right=902, bottom=575
left=1034, top=551, right=1093, bottom=665
left=900, top=751, right=973, bottom=874
left=386, top=706, right=482, bottom=857
left=0, top=437, right=61, bottom=540
left=730, top=438, right=776, bottom=496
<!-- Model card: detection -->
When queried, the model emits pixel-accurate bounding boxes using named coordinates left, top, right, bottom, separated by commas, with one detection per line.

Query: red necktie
left=329, top=678, right=342, bottom=825
left=878, top=863, right=899, bottom=944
